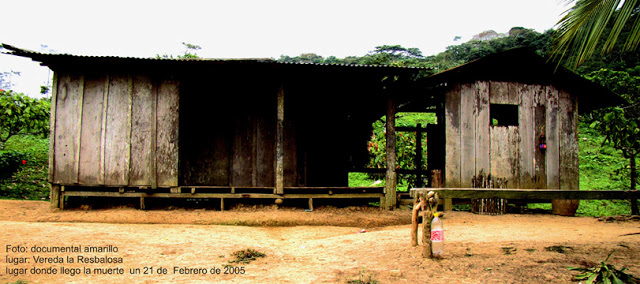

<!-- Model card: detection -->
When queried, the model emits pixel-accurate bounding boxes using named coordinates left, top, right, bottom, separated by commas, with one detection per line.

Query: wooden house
left=417, top=48, right=623, bottom=215
left=3, top=44, right=424, bottom=210
left=3, top=45, right=621, bottom=213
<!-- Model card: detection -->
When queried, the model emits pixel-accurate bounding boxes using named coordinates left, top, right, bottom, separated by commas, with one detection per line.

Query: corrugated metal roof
left=1, top=43, right=427, bottom=70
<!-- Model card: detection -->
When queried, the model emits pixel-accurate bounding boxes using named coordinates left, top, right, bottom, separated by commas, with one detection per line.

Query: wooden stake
left=411, top=196, right=423, bottom=246
left=420, top=196, right=432, bottom=258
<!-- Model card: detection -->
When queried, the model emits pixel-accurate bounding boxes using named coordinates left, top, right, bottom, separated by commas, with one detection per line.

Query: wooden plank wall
left=51, top=72, right=180, bottom=187
left=179, top=77, right=278, bottom=188
left=444, top=81, right=579, bottom=190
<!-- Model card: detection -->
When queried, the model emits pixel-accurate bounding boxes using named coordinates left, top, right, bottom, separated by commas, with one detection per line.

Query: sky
left=0, top=0, right=570, bottom=97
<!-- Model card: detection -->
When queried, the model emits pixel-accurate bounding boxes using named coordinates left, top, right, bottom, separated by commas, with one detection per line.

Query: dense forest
left=1, top=25, right=638, bottom=215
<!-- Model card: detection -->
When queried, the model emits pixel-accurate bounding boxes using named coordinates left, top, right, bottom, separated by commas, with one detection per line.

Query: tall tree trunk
left=631, top=154, right=639, bottom=215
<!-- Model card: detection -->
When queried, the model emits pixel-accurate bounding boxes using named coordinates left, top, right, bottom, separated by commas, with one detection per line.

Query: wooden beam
left=411, top=188, right=640, bottom=200
left=59, top=191, right=384, bottom=199
left=283, top=186, right=383, bottom=190
left=385, top=95, right=397, bottom=209
left=275, top=84, right=285, bottom=194
left=283, top=193, right=384, bottom=198
left=63, top=192, right=284, bottom=199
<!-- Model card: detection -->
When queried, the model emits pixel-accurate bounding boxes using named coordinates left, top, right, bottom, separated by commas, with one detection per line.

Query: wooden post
left=140, top=197, right=146, bottom=210
left=411, top=196, right=422, bottom=246
left=431, top=170, right=450, bottom=211
left=385, top=95, right=397, bottom=210
left=415, top=124, right=423, bottom=187
left=420, top=196, right=433, bottom=258
left=59, top=186, right=65, bottom=210
left=50, top=184, right=61, bottom=210
left=275, top=84, right=285, bottom=195
left=220, top=198, right=225, bottom=212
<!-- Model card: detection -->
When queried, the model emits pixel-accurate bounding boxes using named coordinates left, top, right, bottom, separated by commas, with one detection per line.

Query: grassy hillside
left=576, top=121, right=636, bottom=216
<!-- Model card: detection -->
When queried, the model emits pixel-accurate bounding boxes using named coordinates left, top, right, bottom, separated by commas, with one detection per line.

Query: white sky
left=1, top=0, right=570, bottom=97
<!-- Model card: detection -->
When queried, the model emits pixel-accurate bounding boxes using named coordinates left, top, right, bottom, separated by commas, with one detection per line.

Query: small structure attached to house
left=417, top=48, right=623, bottom=214
left=3, top=45, right=622, bottom=213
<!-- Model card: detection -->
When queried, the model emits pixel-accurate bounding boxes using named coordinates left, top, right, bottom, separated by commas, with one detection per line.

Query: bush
left=0, top=151, right=28, bottom=179
left=0, top=135, right=49, bottom=200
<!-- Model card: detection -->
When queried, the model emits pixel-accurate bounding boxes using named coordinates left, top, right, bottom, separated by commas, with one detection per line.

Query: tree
left=179, top=42, right=201, bottom=59
left=156, top=42, right=202, bottom=59
left=587, top=69, right=640, bottom=215
left=0, top=90, right=50, bottom=150
left=551, top=0, right=640, bottom=68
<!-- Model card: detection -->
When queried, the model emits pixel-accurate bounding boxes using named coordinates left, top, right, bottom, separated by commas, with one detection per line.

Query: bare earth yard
left=0, top=200, right=639, bottom=283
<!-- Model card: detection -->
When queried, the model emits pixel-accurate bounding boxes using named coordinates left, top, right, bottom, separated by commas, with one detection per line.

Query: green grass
left=575, top=121, right=636, bottom=216
left=527, top=121, right=636, bottom=216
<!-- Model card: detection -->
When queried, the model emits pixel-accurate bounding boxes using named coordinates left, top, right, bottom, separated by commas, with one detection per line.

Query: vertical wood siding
left=51, top=72, right=179, bottom=187
left=444, top=81, right=579, bottom=190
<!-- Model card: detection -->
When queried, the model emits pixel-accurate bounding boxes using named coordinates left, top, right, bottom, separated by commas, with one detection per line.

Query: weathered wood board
left=283, top=120, right=298, bottom=187
left=558, top=88, right=579, bottom=190
left=518, top=83, right=534, bottom=188
left=78, top=74, right=106, bottom=185
left=129, top=75, right=154, bottom=186
left=475, top=81, right=490, bottom=177
left=255, top=115, right=275, bottom=187
left=460, top=83, right=477, bottom=188
left=53, top=73, right=84, bottom=184
left=104, top=74, right=132, bottom=185
left=533, top=85, right=547, bottom=189
left=444, top=84, right=461, bottom=187
left=156, top=79, right=179, bottom=187
left=231, top=115, right=255, bottom=187
left=546, top=86, right=560, bottom=189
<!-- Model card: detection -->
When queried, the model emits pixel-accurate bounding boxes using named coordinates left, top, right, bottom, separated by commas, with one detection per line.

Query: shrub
left=0, top=151, right=28, bottom=179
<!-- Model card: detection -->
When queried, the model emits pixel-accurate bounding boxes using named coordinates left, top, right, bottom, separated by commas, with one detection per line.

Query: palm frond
left=551, top=0, right=640, bottom=68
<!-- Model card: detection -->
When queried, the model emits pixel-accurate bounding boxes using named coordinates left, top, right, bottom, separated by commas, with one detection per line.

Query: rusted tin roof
left=1, top=43, right=427, bottom=72
left=423, top=47, right=627, bottom=111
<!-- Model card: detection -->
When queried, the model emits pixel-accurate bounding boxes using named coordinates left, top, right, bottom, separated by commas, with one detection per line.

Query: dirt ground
left=1, top=200, right=639, bottom=284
